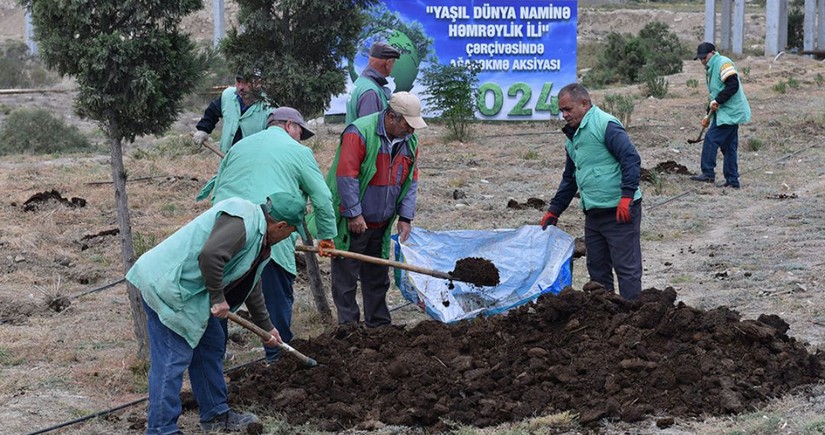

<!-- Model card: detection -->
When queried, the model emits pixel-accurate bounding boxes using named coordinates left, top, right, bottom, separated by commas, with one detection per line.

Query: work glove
left=700, top=115, right=710, bottom=129
left=317, top=239, right=335, bottom=257
left=616, top=197, right=633, bottom=223
left=193, top=130, right=209, bottom=146
left=540, top=211, right=558, bottom=230
left=709, top=100, right=719, bottom=112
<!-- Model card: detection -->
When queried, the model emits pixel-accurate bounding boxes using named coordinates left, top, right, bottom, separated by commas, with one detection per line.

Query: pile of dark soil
left=227, top=287, right=824, bottom=431
left=641, top=160, right=691, bottom=182
left=18, top=189, right=86, bottom=212
left=450, top=257, right=500, bottom=287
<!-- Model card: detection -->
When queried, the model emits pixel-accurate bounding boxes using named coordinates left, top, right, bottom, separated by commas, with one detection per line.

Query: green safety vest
left=218, top=87, right=271, bottom=153
left=706, top=53, right=751, bottom=126
left=565, top=106, right=642, bottom=211
left=126, top=198, right=268, bottom=348
left=345, top=76, right=389, bottom=124
left=311, top=112, right=417, bottom=258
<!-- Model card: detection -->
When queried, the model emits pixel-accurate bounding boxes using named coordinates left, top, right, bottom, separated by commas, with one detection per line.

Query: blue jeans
left=144, top=301, right=229, bottom=435
left=700, top=117, right=740, bottom=186
left=583, top=200, right=643, bottom=300
left=261, top=260, right=295, bottom=361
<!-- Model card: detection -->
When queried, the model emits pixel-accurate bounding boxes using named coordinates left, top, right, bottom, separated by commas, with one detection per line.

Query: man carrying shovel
left=126, top=192, right=306, bottom=434
left=689, top=42, right=751, bottom=189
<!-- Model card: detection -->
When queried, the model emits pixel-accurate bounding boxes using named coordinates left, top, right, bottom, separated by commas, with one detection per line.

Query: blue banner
left=328, top=0, right=578, bottom=121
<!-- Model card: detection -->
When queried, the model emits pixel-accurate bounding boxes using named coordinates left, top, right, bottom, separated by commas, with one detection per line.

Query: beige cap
left=388, top=92, right=427, bottom=129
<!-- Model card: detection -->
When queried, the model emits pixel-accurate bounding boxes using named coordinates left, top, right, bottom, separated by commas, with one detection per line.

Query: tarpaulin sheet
left=393, top=225, right=574, bottom=323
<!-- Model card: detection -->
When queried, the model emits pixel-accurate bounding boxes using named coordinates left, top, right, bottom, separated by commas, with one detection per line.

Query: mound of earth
left=226, top=287, right=824, bottom=431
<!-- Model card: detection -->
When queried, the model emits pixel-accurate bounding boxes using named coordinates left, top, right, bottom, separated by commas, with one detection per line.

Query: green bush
left=0, top=41, right=59, bottom=89
left=772, top=80, right=787, bottom=93
left=583, top=21, right=686, bottom=88
left=420, top=62, right=480, bottom=141
left=686, top=78, right=699, bottom=88
left=642, top=71, right=669, bottom=98
left=601, top=93, right=635, bottom=127
left=0, top=108, right=94, bottom=156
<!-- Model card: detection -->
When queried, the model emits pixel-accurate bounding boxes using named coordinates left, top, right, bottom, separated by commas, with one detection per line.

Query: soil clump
left=450, top=257, right=501, bottom=287
left=227, top=287, right=824, bottom=431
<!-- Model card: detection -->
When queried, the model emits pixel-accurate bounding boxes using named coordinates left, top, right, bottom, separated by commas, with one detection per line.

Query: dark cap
left=264, top=191, right=308, bottom=240
left=266, top=107, right=315, bottom=140
left=694, top=42, right=716, bottom=60
left=235, top=68, right=263, bottom=82
left=369, top=41, right=401, bottom=60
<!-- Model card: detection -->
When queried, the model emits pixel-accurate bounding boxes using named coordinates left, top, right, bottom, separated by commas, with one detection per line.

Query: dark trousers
left=330, top=228, right=391, bottom=327
left=583, top=200, right=643, bottom=300
left=218, top=260, right=295, bottom=362
left=700, top=118, right=740, bottom=186
left=261, top=260, right=295, bottom=361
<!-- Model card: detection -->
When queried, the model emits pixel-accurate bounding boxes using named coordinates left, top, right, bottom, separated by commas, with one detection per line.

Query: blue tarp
left=393, top=225, right=574, bottom=323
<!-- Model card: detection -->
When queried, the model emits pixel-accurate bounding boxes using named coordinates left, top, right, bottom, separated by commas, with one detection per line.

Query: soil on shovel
left=226, top=287, right=824, bottom=431
left=450, top=257, right=500, bottom=287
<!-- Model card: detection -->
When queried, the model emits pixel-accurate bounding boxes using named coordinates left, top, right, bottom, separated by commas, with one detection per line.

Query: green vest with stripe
left=706, top=53, right=751, bottom=126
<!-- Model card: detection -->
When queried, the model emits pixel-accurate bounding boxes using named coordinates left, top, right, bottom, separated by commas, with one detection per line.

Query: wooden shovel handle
left=296, top=245, right=454, bottom=281
left=225, top=312, right=317, bottom=367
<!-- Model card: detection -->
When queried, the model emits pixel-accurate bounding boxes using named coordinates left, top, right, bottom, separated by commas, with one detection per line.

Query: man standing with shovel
left=689, top=42, right=751, bottom=189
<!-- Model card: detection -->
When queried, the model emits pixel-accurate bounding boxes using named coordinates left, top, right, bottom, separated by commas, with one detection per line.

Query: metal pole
left=213, top=0, right=224, bottom=48
left=25, top=10, right=39, bottom=55
left=704, top=0, right=717, bottom=45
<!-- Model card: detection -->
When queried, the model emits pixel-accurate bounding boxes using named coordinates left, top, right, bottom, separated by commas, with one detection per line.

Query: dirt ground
left=2, top=3, right=825, bottom=435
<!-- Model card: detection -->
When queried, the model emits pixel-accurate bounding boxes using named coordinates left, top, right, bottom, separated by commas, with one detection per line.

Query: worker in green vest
left=345, top=41, right=401, bottom=124
left=326, top=92, right=427, bottom=326
left=193, top=70, right=272, bottom=154
left=690, top=42, right=751, bottom=189
left=540, top=83, right=643, bottom=300
left=126, top=192, right=307, bottom=434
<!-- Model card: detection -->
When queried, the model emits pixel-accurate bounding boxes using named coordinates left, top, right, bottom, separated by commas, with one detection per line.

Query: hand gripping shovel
left=687, top=114, right=710, bottom=144
left=225, top=312, right=318, bottom=367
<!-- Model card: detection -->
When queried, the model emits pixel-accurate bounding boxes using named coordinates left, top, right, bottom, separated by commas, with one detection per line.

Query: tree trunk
left=108, top=121, right=150, bottom=361
left=301, top=222, right=333, bottom=324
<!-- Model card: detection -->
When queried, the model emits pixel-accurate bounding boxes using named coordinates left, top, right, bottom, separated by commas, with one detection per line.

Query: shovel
left=296, top=245, right=499, bottom=287
left=225, top=312, right=318, bottom=367
left=687, top=114, right=710, bottom=144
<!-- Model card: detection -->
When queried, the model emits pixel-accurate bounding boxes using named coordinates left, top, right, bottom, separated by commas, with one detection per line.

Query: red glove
left=540, top=211, right=558, bottom=230
left=616, top=197, right=633, bottom=223
left=317, top=239, right=335, bottom=257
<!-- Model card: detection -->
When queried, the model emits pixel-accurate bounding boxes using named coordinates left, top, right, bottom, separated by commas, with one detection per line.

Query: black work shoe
left=719, top=182, right=740, bottom=189
left=690, top=174, right=715, bottom=183
left=200, top=410, right=260, bottom=432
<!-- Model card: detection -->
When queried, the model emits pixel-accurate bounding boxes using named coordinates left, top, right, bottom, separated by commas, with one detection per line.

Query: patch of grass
left=522, top=150, right=540, bottom=160
left=686, top=78, right=699, bottom=88
left=138, top=134, right=201, bottom=160
left=647, top=169, right=665, bottom=194
left=643, top=73, right=669, bottom=98
left=602, top=93, right=635, bottom=127
left=133, top=232, right=158, bottom=259
left=800, top=418, right=825, bottom=434
left=815, top=73, right=824, bottom=87
left=741, top=66, right=751, bottom=80
left=786, top=76, right=800, bottom=89
left=448, top=178, right=469, bottom=188
left=0, top=108, right=95, bottom=156
left=0, top=347, right=24, bottom=366
left=160, top=203, right=178, bottom=218
left=772, top=80, right=787, bottom=94
left=745, top=137, right=765, bottom=152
